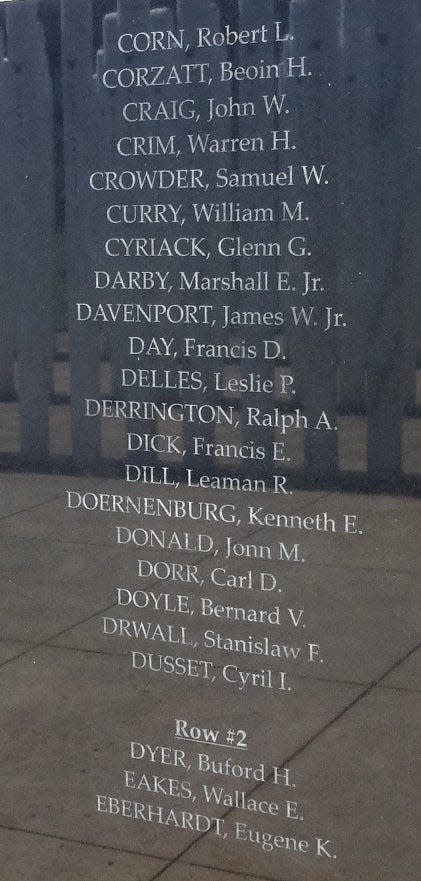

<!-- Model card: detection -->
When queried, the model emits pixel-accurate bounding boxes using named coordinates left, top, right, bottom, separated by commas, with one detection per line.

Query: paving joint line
left=146, top=638, right=421, bottom=881
left=0, top=822, right=171, bottom=863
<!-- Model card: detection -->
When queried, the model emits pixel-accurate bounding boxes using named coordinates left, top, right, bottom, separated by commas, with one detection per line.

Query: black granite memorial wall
left=0, top=2, right=419, bottom=880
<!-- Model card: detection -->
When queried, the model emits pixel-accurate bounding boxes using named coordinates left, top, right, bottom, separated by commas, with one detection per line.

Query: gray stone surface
left=0, top=828, right=165, bottom=881
left=157, top=864, right=273, bottom=881
left=0, top=643, right=362, bottom=860
left=0, top=472, right=418, bottom=881
left=0, top=536, right=123, bottom=642
left=183, top=688, right=421, bottom=881
left=47, top=555, right=420, bottom=687
left=0, top=472, right=63, bottom=518
left=382, top=646, right=421, bottom=691
left=0, top=640, right=32, bottom=664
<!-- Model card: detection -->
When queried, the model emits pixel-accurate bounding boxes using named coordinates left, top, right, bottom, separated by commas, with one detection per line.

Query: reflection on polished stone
left=0, top=829, right=165, bottom=881
left=0, top=474, right=419, bottom=880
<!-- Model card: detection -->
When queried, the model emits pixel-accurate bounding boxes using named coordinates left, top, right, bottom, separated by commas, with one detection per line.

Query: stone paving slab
left=0, top=536, right=125, bottom=643
left=182, top=687, right=421, bottom=881
left=47, top=557, right=420, bottom=688
left=156, top=863, right=276, bottom=881
left=0, top=828, right=165, bottom=881
left=0, top=644, right=362, bottom=862
left=0, top=474, right=325, bottom=547
left=0, top=472, right=418, bottom=881
left=0, top=473, right=65, bottom=519
left=381, top=646, right=421, bottom=692
left=294, top=491, right=421, bottom=574
left=0, top=640, right=32, bottom=664
left=226, top=488, right=421, bottom=575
